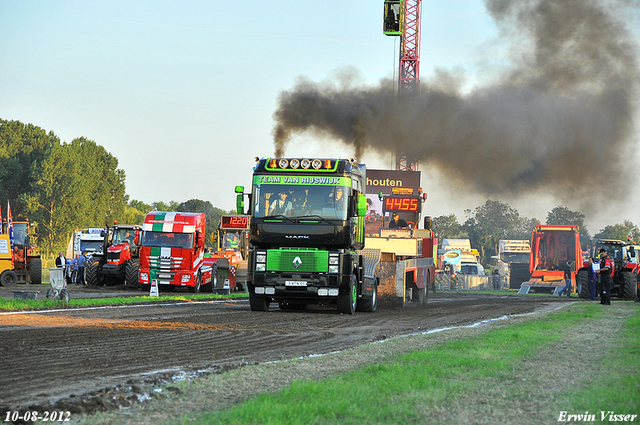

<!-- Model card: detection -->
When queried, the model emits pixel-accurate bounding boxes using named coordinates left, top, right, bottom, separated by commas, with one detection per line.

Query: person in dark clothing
left=588, top=257, right=598, bottom=300
left=596, top=249, right=612, bottom=305
left=389, top=212, right=409, bottom=229
left=558, top=260, right=573, bottom=296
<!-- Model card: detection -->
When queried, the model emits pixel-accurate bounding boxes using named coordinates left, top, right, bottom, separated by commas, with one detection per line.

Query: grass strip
left=0, top=292, right=247, bottom=311
left=184, top=303, right=626, bottom=425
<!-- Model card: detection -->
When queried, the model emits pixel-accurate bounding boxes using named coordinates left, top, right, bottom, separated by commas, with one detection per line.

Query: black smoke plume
left=272, top=0, right=639, bottom=203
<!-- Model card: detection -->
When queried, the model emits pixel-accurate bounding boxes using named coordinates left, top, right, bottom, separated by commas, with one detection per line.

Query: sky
left=1, top=0, right=639, bottom=235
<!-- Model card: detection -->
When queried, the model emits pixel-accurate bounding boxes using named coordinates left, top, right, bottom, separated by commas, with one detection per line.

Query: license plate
left=158, top=274, right=171, bottom=279
left=285, top=281, right=307, bottom=287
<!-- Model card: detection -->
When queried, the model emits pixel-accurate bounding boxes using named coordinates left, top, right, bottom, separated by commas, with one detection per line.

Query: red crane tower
left=383, top=0, right=422, bottom=171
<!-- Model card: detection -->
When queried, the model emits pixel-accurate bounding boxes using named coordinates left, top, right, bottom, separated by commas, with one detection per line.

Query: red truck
left=138, top=211, right=212, bottom=293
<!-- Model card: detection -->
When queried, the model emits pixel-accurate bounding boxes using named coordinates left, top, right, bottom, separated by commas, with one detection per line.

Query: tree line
left=2, top=118, right=638, bottom=262
left=431, top=200, right=640, bottom=265
left=0, top=119, right=231, bottom=256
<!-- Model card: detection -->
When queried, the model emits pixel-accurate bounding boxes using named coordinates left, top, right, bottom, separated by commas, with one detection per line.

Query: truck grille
left=266, top=249, right=328, bottom=273
left=149, top=256, right=183, bottom=279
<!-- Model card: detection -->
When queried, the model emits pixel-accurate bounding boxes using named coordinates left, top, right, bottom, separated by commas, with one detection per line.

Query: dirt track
left=0, top=286, right=577, bottom=418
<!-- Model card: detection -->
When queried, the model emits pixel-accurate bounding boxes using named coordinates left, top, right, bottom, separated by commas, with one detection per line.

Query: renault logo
left=292, top=256, right=302, bottom=269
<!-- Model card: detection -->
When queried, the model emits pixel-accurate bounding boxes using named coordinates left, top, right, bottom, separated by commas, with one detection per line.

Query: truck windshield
left=12, top=223, right=28, bottom=246
left=501, top=252, right=530, bottom=263
left=252, top=183, right=349, bottom=220
left=112, top=229, right=135, bottom=245
left=141, top=232, right=194, bottom=249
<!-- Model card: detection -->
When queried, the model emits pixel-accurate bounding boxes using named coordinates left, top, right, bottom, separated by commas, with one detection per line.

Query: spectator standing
left=69, top=255, right=79, bottom=285
left=558, top=260, right=573, bottom=296
left=77, top=252, right=87, bottom=286
left=596, top=249, right=613, bottom=305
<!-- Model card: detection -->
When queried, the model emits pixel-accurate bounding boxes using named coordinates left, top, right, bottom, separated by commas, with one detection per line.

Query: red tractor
left=85, top=223, right=141, bottom=287
left=577, top=239, right=639, bottom=300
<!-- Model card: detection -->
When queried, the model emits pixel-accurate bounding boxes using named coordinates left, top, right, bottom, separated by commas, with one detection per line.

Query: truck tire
left=0, top=270, right=18, bottom=287
left=620, top=272, right=636, bottom=300
left=124, top=259, right=139, bottom=289
left=357, top=279, right=378, bottom=313
left=249, top=291, right=270, bottom=311
left=201, top=265, right=214, bottom=292
left=29, top=257, right=42, bottom=284
left=576, top=270, right=590, bottom=299
left=85, top=257, right=105, bottom=286
left=337, top=276, right=356, bottom=315
left=188, top=272, right=201, bottom=293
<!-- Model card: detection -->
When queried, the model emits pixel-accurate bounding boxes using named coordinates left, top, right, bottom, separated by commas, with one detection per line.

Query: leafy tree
left=22, top=138, right=127, bottom=256
left=431, top=214, right=466, bottom=241
left=0, top=119, right=56, bottom=212
left=593, top=220, right=640, bottom=242
left=152, top=200, right=180, bottom=211
left=546, top=206, right=590, bottom=248
left=462, top=200, right=538, bottom=263
left=177, top=199, right=231, bottom=247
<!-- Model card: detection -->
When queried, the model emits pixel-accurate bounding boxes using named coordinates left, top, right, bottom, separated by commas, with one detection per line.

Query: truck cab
left=241, top=157, right=374, bottom=314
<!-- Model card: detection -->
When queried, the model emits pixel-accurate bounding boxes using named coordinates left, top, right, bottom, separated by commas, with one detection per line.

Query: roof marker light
left=290, top=159, right=300, bottom=169
left=324, top=160, right=332, bottom=169
left=269, top=159, right=277, bottom=168
left=312, top=159, right=322, bottom=169
left=301, top=159, right=311, bottom=169
left=278, top=159, right=289, bottom=168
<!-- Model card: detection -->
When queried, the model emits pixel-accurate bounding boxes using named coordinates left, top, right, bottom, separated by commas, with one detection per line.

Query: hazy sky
left=1, top=1, right=638, bottom=234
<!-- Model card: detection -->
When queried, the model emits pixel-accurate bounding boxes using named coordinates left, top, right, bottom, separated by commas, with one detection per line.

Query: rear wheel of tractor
left=337, top=275, right=357, bottom=315
left=124, top=259, right=139, bottom=289
left=576, top=270, right=590, bottom=299
left=29, top=258, right=42, bottom=284
left=188, top=272, right=201, bottom=293
left=620, top=272, right=636, bottom=300
left=0, top=270, right=17, bottom=287
left=85, top=257, right=104, bottom=286
left=249, top=291, right=270, bottom=311
left=357, top=279, right=378, bottom=313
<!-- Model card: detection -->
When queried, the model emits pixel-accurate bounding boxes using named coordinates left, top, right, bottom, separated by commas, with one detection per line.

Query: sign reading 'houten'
left=366, top=169, right=420, bottom=196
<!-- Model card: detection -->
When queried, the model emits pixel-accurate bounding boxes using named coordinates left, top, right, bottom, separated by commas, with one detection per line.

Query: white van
left=459, top=262, right=485, bottom=276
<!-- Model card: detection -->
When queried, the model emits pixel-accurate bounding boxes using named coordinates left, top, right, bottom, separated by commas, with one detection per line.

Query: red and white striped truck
left=138, top=211, right=212, bottom=292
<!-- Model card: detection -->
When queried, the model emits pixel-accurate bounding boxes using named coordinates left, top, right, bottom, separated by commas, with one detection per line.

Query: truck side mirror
left=134, top=230, right=140, bottom=245
left=196, top=231, right=205, bottom=248
left=236, top=193, right=245, bottom=215
left=357, top=194, right=367, bottom=217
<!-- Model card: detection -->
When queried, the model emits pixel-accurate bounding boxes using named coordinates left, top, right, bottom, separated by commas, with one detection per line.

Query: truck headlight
left=140, top=272, right=148, bottom=282
left=182, top=274, right=191, bottom=282
left=329, top=254, right=339, bottom=273
left=256, top=251, right=266, bottom=272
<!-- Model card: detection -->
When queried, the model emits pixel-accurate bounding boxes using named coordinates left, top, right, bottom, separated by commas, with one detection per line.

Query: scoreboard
left=382, top=196, right=421, bottom=213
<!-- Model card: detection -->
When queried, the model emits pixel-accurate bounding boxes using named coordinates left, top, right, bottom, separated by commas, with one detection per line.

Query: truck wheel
left=337, top=276, right=356, bottom=315
left=576, top=270, right=590, bottom=299
left=357, top=280, right=378, bottom=313
left=201, top=265, right=214, bottom=292
left=620, top=272, right=636, bottom=300
left=124, top=259, right=139, bottom=288
left=0, top=270, right=17, bottom=287
left=29, top=258, right=42, bottom=284
left=249, top=291, right=270, bottom=311
left=85, top=257, right=104, bottom=286
left=417, top=286, right=427, bottom=305
left=188, top=272, right=201, bottom=293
